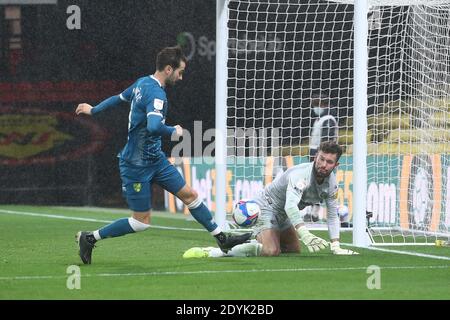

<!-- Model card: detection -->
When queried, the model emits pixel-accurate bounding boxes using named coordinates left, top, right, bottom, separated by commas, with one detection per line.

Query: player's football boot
left=215, top=232, right=252, bottom=253
left=76, top=231, right=96, bottom=264
left=182, top=247, right=215, bottom=259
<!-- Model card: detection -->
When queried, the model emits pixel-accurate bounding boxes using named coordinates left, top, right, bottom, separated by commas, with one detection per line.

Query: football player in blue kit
left=75, top=46, right=251, bottom=264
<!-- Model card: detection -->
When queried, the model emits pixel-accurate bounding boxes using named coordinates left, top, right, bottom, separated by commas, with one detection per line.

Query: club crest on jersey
left=153, top=98, right=164, bottom=110
left=331, top=185, right=338, bottom=199
left=320, top=192, right=328, bottom=199
left=133, top=183, right=142, bottom=193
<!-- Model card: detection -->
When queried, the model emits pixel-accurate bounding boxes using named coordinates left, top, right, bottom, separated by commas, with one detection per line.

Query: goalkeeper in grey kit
left=183, top=141, right=358, bottom=258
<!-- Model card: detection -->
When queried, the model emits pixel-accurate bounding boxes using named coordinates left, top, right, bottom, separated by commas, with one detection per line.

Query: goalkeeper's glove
left=330, top=241, right=359, bottom=255
left=297, top=226, right=329, bottom=253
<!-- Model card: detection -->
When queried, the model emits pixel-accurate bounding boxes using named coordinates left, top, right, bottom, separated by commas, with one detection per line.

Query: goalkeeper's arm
left=284, top=177, right=328, bottom=253
left=326, top=194, right=359, bottom=255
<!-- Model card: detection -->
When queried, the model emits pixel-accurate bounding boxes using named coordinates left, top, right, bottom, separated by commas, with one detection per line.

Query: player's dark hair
left=156, top=46, right=187, bottom=71
left=318, top=141, right=343, bottom=161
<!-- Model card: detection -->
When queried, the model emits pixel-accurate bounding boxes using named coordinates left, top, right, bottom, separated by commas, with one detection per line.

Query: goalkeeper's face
left=313, top=151, right=339, bottom=179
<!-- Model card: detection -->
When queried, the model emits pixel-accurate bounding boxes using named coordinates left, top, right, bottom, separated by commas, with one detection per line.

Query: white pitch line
left=0, top=265, right=448, bottom=281
left=363, top=246, right=450, bottom=261
left=53, top=206, right=129, bottom=214
left=0, top=209, right=113, bottom=223
left=0, top=209, right=205, bottom=232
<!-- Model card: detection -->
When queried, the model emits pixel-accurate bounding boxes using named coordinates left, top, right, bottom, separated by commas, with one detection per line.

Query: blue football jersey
left=118, top=75, right=171, bottom=166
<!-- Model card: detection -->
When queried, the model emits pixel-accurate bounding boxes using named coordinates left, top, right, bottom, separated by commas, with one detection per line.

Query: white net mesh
left=225, top=0, right=450, bottom=244
left=364, top=3, right=450, bottom=244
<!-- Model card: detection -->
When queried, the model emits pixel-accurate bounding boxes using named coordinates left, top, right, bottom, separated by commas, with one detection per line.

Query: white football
left=232, top=199, right=260, bottom=227
left=338, top=205, right=349, bottom=222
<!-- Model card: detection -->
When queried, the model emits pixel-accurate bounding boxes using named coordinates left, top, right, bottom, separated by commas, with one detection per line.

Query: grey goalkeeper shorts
left=252, top=191, right=293, bottom=237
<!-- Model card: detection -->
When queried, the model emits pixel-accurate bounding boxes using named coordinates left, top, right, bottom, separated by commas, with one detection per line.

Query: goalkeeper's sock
left=227, top=241, right=262, bottom=257
left=207, top=247, right=226, bottom=258
left=187, top=198, right=221, bottom=234
left=95, top=217, right=150, bottom=240
left=205, top=241, right=262, bottom=258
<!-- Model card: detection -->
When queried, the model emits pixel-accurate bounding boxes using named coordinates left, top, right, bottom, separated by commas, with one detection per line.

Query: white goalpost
left=215, top=0, right=450, bottom=246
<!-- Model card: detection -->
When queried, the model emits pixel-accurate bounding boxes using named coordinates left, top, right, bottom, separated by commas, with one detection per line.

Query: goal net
left=224, top=0, right=450, bottom=245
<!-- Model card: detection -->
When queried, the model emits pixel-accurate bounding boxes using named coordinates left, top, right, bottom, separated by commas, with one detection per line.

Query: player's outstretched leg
left=183, top=241, right=262, bottom=258
left=186, top=196, right=252, bottom=252
left=183, top=247, right=219, bottom=258
left=75, top=216, right=150, bottom=264
left=176, top=185, right=253, bottom=252
left=76, top=231, right=96, bottom=264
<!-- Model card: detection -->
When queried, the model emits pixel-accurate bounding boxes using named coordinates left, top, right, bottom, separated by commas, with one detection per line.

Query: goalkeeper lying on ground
left=183, top=141, right=358, bottom=258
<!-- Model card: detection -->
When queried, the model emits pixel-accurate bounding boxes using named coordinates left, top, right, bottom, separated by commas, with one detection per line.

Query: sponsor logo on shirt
left=294, top=180, right=307, bottom=192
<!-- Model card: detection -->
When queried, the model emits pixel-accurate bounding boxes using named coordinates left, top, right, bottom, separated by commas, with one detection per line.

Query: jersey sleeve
left=325, top=182, right=340, bottom=240
left=91, top=95, right=123, bottom=115
left=145, top=91, right=175, bottom=137
left=119, top=83, right=134, bottom=102
left=284, top=173, right=308, bottom=226
left=90, top=82, right=134, bottom=116
left=146, top=94, right=166, bottom=119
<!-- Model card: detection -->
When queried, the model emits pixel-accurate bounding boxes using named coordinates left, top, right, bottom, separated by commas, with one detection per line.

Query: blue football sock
left=188, top=202, right=219, bottom=233
left=98, top=218, right=135, bottom=239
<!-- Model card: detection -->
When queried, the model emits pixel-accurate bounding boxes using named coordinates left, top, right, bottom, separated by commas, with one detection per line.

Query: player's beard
left=165, top=71, right=178, bottom=87
left=165, top=78, right=174, bottom=87
left=313, top=160, right=332, bottom=179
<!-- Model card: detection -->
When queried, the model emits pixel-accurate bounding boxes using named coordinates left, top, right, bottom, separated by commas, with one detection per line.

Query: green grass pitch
left=0, top=205, right=449, bottom=300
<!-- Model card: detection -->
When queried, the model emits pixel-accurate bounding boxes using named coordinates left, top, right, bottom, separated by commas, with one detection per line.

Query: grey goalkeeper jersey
left=264, top=162, right=340, bottom=239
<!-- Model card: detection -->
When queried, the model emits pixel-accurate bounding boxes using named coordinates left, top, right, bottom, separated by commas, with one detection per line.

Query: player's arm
left=325, top=189, right=359, bottom=255
left=146, top=96, right=182, bottom=137
left=75, top=103, right=94, bottom=115
left=284, top=177, right=305, bottom=226
left=147, top=114, right=182, bottom=137
left=75, top=95, right=124, bottom=116
left=284, top=176, right=328, bottom=253
left=75, top=84, right=133, bottom=116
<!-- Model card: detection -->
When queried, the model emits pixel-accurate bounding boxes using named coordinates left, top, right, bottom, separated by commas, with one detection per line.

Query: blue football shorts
left=119, top=157, right=185, bottom=212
